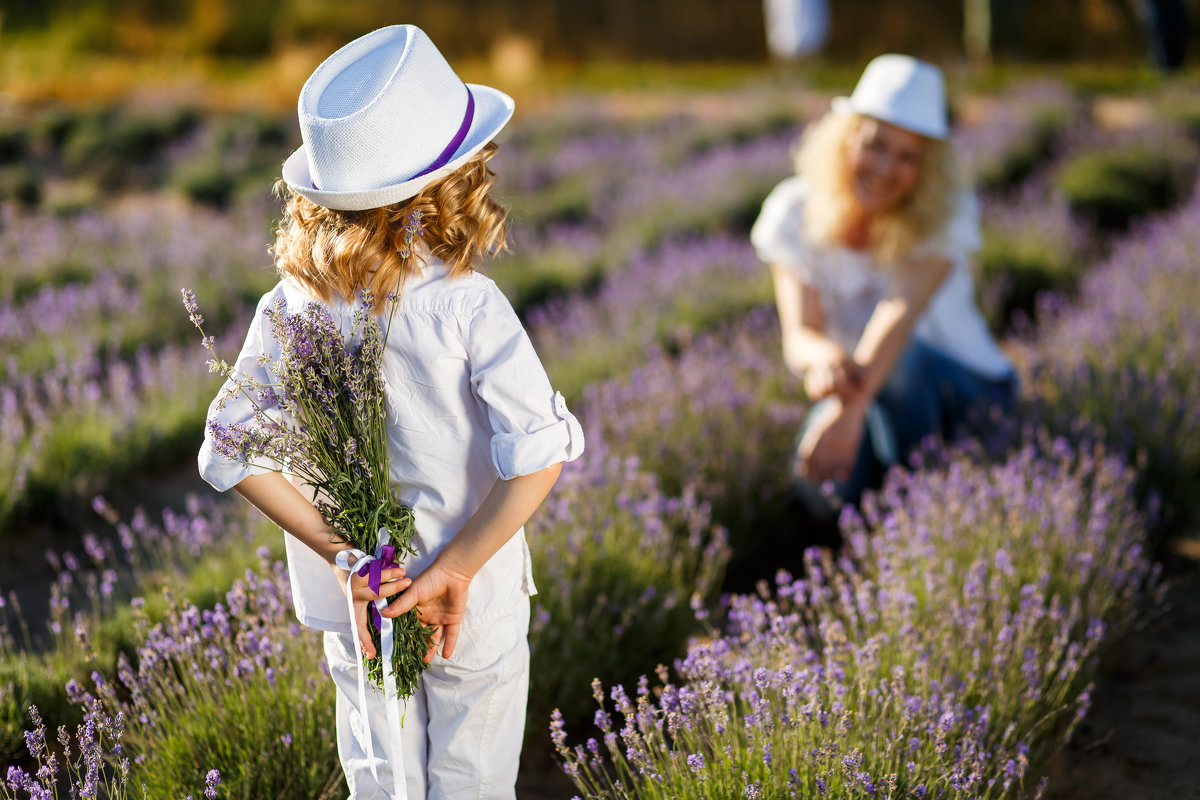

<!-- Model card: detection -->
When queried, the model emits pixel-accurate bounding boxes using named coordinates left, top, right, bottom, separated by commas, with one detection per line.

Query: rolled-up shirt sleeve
left=467, top=281, right=585, bottom=480
left=197, top=291, right=278, bottom=492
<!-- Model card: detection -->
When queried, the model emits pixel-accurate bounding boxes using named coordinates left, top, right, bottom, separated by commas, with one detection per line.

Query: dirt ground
left=1046, top=550, right=1200, bottom=800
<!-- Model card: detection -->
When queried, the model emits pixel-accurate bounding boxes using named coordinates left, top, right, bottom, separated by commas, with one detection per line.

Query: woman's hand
left=384, top=563, right=472, bottom=663
left=331, top=561, right=412, bottom=660
left=796, top=398, right=866, bottom=484
left=804, top=350, right=864, bottom=402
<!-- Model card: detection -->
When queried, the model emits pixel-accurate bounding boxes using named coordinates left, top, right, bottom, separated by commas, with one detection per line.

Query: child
left=196, top=25, right=584, bottom=800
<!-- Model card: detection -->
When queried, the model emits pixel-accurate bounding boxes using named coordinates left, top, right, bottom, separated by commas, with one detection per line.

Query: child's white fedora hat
left=832, top=54, right=948, bottom=140
left=282, top=24, right=514, bottom=211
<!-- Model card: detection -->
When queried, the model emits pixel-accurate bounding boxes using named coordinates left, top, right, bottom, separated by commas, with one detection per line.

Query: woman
left=751, top=54, right=1017, bottom=512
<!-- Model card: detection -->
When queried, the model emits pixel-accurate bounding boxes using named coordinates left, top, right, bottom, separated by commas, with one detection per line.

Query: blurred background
left=1, top=0, right=1198, bottom=108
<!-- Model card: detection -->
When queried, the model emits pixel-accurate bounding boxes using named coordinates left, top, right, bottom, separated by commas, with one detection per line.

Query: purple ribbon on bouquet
left=358, top=543, right=398, bottom=629
left=334, top=528, right=410, bottom=800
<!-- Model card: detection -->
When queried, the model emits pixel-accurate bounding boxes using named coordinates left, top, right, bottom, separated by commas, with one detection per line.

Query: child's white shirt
left=197, top=261, right=585, bottom=634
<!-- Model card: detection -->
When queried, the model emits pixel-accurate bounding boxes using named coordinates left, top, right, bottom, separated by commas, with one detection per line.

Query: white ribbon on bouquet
left=335, top=527, right=410, bottom=800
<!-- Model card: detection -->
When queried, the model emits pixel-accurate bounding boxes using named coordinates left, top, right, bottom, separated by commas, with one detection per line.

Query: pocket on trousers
left=440, top=611, right=521, bottom=673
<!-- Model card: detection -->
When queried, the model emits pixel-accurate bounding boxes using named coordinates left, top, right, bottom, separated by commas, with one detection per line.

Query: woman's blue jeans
left=793, top=340, right=1018, bottom=514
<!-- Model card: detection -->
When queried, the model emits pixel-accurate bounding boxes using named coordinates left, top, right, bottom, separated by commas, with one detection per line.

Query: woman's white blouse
left=751, top=176, right=1013, bottom=379
left=197, top=262, right=585, bottom=634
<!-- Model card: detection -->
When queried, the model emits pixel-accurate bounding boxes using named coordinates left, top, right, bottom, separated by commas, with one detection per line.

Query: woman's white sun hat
left=282, top=24, right=515, bottom=211
left=831, top=54, right=948, bottom=140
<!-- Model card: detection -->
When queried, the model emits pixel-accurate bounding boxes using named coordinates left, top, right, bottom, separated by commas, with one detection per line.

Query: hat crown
left=843, top=54, right=948, bottom=139
left=297, top=25, right=469, bottom=194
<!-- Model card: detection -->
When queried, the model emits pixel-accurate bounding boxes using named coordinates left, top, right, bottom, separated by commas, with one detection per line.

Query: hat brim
left=281, top=83, right=515, bottom=211
left=830, top=96, right=948, bottom=140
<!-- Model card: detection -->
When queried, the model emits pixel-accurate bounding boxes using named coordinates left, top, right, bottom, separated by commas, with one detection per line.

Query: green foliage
left=977, top=227, right=1079, bottom=330
left=172, top=157, right=239, bottom=208
left=55, top=106, right=198, bottom=189
left=976, top=111, right=1064, bottom=194
left=32, top=108, right=82, bottom=152
left=0, top=127, right=30, bottom=165
left=44, top=181, right=102, bottom=217
left=7, top=259, right=95, bottom=304
left=1157, top=91, right=1200, bottom=139
left=1054, top=143, right=1197, bottom=230
left=59, top=111, right=132, bottom=184
left=0, top=657, right=82, bottom=762
left=490, top=245, right=604, bottom=316
left=1058, top=65, right=1165, bottom=96
left=0, top=164, right=43, bottom=209
left=509, top=174, right=594, bottom=229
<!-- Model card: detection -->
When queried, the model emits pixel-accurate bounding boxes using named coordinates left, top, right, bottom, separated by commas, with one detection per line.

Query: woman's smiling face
left=846, top=116, right=926, bottom=215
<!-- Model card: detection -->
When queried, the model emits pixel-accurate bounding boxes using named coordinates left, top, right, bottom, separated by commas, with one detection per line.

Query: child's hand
left=384, top=563, right=471, bottom=663
left=332, top=561, right=412, bottom=660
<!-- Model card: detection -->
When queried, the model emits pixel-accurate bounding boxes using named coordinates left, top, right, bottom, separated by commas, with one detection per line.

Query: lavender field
left=2, top=79, right=1199, bottom=799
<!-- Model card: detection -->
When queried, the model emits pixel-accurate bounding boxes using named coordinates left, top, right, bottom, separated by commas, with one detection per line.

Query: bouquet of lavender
left=182, top=212, right=434, bottom=697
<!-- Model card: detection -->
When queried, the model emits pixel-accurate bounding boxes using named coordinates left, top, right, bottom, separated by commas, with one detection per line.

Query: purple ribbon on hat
left=413, top=88, right=475, bottom=179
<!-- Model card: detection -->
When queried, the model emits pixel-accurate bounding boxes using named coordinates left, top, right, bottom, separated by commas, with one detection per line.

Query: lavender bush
left=3, top=442, right=732, bottom=784
left=0, top=496, right=277, bottom=760
left=527, top=438, right=729, bottom=729
left=493, top=113, right=796, bottom=314
left=528, top=234, right=770, bottom=396
left=0, top=330, right=236, bottom=527
left=69, top=556, right=343, bottom=800
left=1, top=106, right=800, bottom=524
left=0, top=194, right=274, bottom=525
left=977, top=188, right=1087, bottom=331
left=1052, top=122, right=1198, bottom=231
left=579, top=307, right=805, bottom=555
left=957, top=81, right=1077, bottom=194
left=554, top=439, right=1156, bottom=798
left=0, top=199, right=275, bottom=379
left=1021, top=182, right=1200, bottom=529
left=2, top=704, right=222, bottom=800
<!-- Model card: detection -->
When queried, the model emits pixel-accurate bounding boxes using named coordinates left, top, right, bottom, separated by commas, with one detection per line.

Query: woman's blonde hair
left=272, top=142, right=508, bottom=312
left=794, top=111, right=961, bottom=266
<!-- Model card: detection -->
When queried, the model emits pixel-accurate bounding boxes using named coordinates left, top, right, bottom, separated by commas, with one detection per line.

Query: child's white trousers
left=323, top=595, right=530, bottom=800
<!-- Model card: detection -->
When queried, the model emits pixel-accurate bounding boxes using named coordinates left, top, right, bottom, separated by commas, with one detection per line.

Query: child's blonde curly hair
left=272, top=142, right=508, bottom=312
left=795, top=111, right=961, bottom=267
